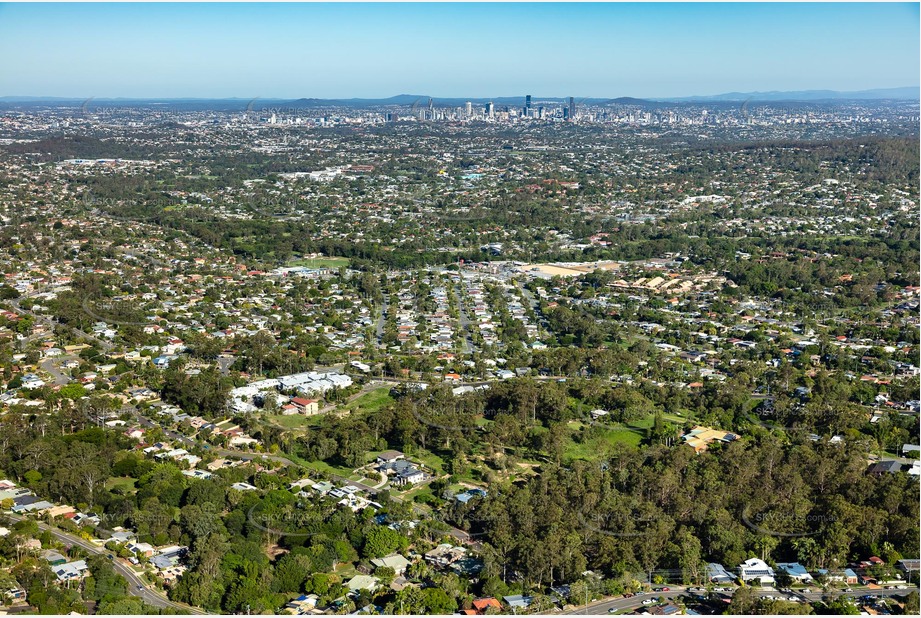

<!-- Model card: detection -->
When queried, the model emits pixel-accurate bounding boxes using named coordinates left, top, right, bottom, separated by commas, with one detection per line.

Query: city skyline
left=0, top=2, right=918, bottom=99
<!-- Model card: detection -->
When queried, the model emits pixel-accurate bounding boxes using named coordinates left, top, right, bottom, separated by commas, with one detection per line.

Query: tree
left=362, top=526, right=407, bottom=559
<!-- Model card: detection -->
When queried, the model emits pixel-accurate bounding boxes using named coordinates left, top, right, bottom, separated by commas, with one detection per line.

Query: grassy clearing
left=287, top=256, right=350, bottom=269
left=411, top=450, right=447, bottom=476
left=267, top=414, right=326, bottom=430
left=291, top=456, right=356, bottom=478
left=345, top=387, right=394, bottom=414
left=563, top=425, right=645, bottom=462
left=105, top=477, right=137, bottom=492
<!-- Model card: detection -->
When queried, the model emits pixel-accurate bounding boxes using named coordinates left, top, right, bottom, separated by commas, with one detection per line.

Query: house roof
left=370, top=554, right=410, bottom=571
left=777, top=562, right=811, bottom=578
left=472, top=597, right=501, bottom=611
left=868, top=460, right=903, bottom=474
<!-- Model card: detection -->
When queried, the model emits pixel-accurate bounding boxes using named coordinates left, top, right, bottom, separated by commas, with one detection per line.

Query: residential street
left=5, top=514, right=204, bottom=614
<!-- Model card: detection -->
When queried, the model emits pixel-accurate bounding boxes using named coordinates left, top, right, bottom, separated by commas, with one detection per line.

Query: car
left=802, top=588, right=811, bottom=593
left=136, top=585, right=144, bottom=590
left=107, top=554, right=114, bottom=560
left=661, top=587, right=670, bottom=592
left=843, top=588, right=853, bottom=592
left=896, top=585, right=907, bottom=590
left=642, top=599, right=654, bottom=606
left=622, top=593, right=633, bottom=598
left=608, top=608, right=617, bottom=614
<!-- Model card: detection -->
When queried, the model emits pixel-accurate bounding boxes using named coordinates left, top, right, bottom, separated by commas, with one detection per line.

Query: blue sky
left=0, top=2, right=917, bottom=99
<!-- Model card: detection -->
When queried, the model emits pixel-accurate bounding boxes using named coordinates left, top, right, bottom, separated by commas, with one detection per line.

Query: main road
left=5, top=513, right=204, bottom=614
left=563, top=586, right=919, bottom=614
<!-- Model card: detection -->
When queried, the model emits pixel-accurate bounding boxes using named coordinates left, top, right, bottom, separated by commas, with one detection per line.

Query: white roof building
left=739, top=558, right=775, bottom=584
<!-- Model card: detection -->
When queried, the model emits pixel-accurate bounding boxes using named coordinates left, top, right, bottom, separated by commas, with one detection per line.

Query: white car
left=642, top=599, right=654, bottom=606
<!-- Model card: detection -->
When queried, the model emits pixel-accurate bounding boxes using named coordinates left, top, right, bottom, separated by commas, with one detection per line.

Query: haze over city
left=0, top=2, right=918, bottom=99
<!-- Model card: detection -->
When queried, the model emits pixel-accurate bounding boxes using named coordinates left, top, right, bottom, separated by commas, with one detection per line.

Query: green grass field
left=105, top=477, right=137, bottom=492
left=287, top=256, right=350, bottom=269
left=346, top=387, right=393, bottom=414
left=299, top=458, right=357, bottom=477
left=563, top=424, right=646, bottom=462
left=267, top=414, right=325, bottom=430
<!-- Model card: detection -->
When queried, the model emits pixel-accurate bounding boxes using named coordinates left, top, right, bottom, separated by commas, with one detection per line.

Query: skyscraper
left=525, top=94, right=532, bottom=117
left=485, top=101, right=494, bottom=119
left=568, top=97, right=575, bottom=121
left=465, top=101, right=472, bottom=118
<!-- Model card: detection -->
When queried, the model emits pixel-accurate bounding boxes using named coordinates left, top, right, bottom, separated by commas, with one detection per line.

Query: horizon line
left=2, top=86, right=920, bottom=102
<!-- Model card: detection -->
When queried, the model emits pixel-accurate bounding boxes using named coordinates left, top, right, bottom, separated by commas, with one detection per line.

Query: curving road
left=5, top=513, right=204, bottom=614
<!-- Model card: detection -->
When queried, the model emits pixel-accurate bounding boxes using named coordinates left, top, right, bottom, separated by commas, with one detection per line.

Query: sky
left=0, top=2, right=918, bottom=99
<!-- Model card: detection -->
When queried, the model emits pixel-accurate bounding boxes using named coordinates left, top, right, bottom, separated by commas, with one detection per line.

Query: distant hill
left=2, top=87, right=917, bottom=108
left=659, top=87, right=919, bottom=102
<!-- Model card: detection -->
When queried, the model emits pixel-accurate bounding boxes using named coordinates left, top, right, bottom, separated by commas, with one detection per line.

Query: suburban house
left=53, top=560, right=89, bottom=582
left=370, top=553, right=410, bottom=576
left=503, top=595, right=533, bottom=610
left=738, top=558, right=775, bottom=584
left=683, top=426, right=740, bottom=454
left=424, top=544, right=468, bottom=568
left=346, top=574, right=379, bottom=592
left=867, top=460, right=904, bottom=475
left=707, top=562, right=735, bottom=584
left=393, top=467, right=424, bottom=487
left=816, top=568, right=859, bottom=584
left=283, top=593, right=319, bottom=614
left=376, top=450, right=404, bottom=464
left=471, top=598, right=501, bottom=615
left=290, top=397, right=320, bottom=415
left=776, top=562, right=813, bottom=582
left=41, top=549, right=67, bottom=566
left=126, top=542, right=156, bottom=558
left=150, top=546, right=187, bottom=570
left=377, top=458, right=425, bottom=486
left=455, top=488, right=487, bottom=504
